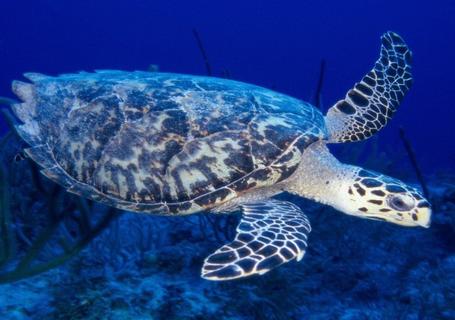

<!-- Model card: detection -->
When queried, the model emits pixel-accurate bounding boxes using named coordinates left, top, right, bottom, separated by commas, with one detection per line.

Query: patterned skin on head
left=341, top=169, right=431, bottom=228
left=286, top=143, right=431, bottom=229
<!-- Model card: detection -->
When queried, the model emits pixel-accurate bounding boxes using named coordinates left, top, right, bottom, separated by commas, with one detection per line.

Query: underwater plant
left=0, top=107, right=119, bottom=284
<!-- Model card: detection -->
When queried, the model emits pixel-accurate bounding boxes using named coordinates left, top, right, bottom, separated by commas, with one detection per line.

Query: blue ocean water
left=0, top=1, right=454, bottom=319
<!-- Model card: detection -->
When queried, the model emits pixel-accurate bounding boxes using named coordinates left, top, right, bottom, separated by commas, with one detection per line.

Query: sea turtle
left=10, top=31, right=431, bottom=280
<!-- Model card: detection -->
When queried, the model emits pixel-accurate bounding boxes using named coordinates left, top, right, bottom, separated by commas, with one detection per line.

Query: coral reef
left=0, top=146, right=453, bottom=319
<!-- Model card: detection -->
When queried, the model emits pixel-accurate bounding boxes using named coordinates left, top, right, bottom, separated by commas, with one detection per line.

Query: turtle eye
left=388, top=194, right=415, bottom=211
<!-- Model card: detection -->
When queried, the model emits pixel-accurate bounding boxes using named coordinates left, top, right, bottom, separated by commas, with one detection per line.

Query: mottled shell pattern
left=13, top=71, right=327, bottom=215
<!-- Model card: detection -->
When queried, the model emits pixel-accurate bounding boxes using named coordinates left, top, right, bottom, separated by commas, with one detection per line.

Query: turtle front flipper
left=325, top=31, right=412, bottom=143
left=201, top=200, right=311, bottom=281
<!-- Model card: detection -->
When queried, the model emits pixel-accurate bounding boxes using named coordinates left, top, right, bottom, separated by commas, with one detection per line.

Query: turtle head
left=337, top=168, right=431, bottom=228
left=286, top=143, right=430, bottom=228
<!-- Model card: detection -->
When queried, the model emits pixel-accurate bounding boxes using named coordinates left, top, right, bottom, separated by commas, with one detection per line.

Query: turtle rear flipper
left=325, top=31, right=412, bottom=143
left=201, top=200, right=311, bottom=281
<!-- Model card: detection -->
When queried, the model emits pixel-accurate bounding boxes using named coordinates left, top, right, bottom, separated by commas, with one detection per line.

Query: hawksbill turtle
left=10, top=31, right=431, bottom=280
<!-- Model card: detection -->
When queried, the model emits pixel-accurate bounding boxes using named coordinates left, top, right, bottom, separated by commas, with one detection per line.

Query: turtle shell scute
left=23, top=71, right=327, bottom=214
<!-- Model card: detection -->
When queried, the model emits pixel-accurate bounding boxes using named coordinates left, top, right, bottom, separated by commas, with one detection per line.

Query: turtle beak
left=368, top=206, right=432, bottom=228
left=415, top=207, right=431, bottom=228
left=393, top=206, right=432, bottom=228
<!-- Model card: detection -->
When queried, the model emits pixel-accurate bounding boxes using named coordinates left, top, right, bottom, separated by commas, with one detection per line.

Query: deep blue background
left=0, top=0, right=454, bottom=171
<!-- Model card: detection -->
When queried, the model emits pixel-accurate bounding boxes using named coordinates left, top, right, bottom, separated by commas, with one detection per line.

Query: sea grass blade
left=399, top=127, right=430, bottom=199
left=313, top=59, right=326, bottom=110
left=0, top=208, right=118, bottom=284
left=0, top=164, right=16, bottom=268
left=192, top=28, right=213, bottom=76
